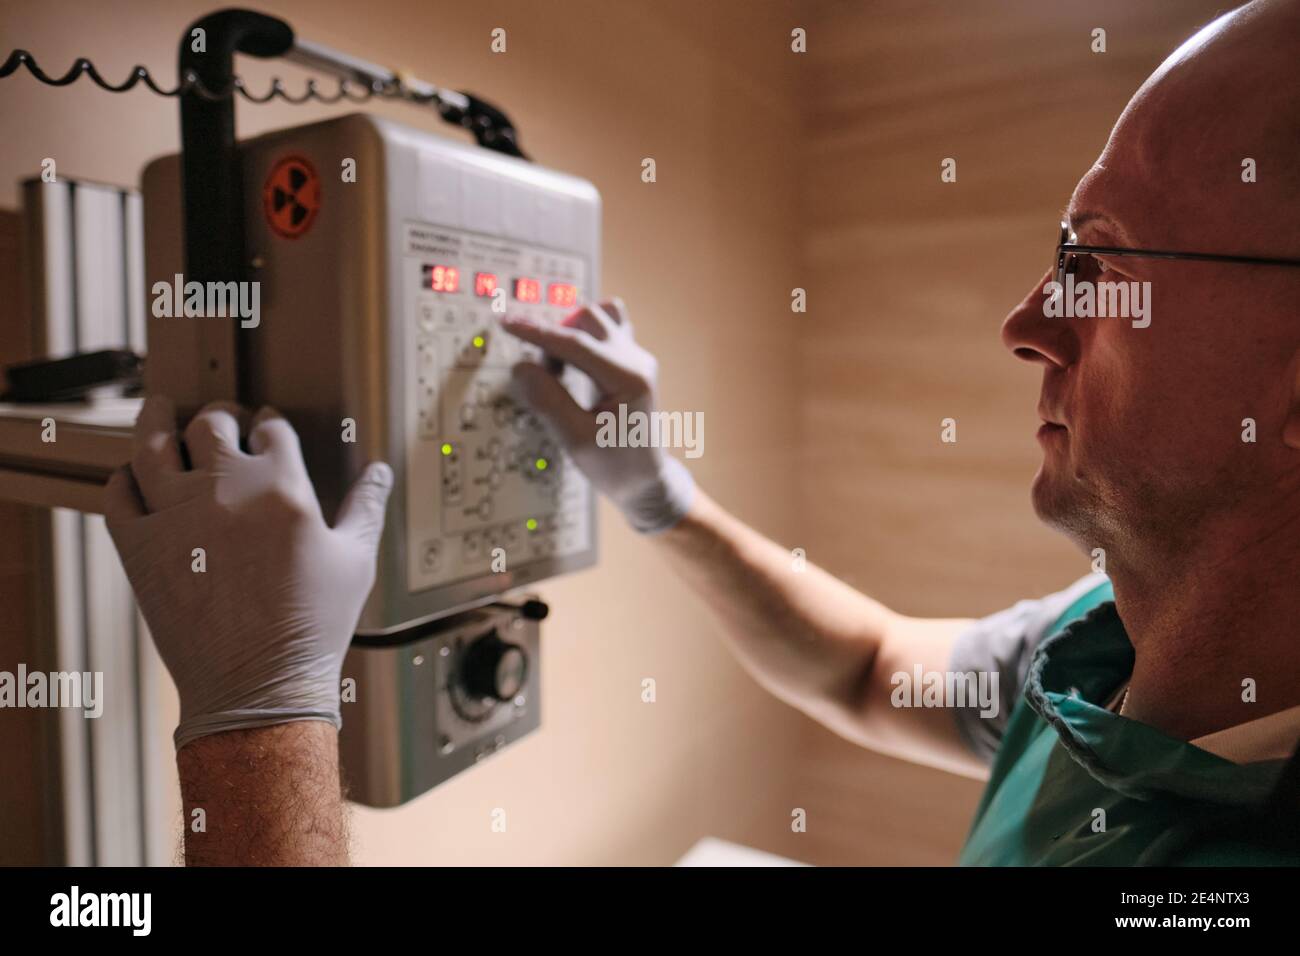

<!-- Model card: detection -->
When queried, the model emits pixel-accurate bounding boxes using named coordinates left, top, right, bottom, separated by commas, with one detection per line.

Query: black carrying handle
left=178, top=9, right=294, bottom=405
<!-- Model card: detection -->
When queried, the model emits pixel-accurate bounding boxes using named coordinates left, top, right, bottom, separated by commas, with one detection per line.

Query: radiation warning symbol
left=262, top=155, right=320, bottom=239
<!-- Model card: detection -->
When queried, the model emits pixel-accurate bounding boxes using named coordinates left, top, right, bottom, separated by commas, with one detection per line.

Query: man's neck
left=1109, top=511, right=1300, bottom=741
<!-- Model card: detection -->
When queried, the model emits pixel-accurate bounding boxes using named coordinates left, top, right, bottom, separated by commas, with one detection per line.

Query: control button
left=488, top=469, right=502, bottom=489
left=419, top=389, right=439, bottom=439
left=478, top=498, right=494, bottom=521
left=464, top=532, right=482, bottom=559
left=487, top=437, right=502, bottom=458
left=419, top=302, right=437, bottom=331
left=420, top=540, right=441, bottom=573
left=441, top=306, right=459, bottom=326
left=459, top=403, right=477, bottom=427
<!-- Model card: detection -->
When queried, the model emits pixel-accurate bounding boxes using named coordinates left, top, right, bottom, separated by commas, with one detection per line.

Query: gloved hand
left=104, top=396, right=393, bottom=751
left=500, top=297, right=695, bottom=534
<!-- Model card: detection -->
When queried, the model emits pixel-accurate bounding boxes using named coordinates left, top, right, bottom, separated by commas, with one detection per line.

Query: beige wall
left=0, top=0, right=1237, bottom=865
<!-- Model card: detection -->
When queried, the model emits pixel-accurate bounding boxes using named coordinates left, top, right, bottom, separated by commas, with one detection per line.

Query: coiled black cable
left=0, top=48, right=455, bottom=112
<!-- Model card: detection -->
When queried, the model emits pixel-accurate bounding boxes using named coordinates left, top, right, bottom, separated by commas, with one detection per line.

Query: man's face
left=999, top=22, right=1300, bottom=563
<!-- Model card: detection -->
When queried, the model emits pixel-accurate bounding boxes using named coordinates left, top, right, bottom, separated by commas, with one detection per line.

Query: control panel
left=403, top=223, right=594, bottom=593
left=339, top=600, right=545, bottom=807
left=142, top=112, right=601, bottom=633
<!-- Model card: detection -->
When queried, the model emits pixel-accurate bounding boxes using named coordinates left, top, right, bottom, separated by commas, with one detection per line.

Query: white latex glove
left=500, top=297, right=695, bottom=534
left=104, top=396, right=392, bottom=751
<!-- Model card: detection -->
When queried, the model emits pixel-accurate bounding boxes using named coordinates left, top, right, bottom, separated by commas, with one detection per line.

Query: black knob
left=519, top=599, right=549, bottom=621
left=461, top=629, right=528, bottom=701
left=490, top=598, right=548, bottom=620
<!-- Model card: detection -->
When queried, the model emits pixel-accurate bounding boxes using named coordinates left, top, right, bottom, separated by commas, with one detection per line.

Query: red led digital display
left=475, top=272, right=499, bottom=297
left=547, top=282, right=578, bottom=308
left=424, top=264, right=459, bottom=293
left=514, top=277, right=541, bottom=303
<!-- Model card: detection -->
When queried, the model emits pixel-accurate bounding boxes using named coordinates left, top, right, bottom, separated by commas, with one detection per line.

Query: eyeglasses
left=1054, top=220, right=1300, bottom=289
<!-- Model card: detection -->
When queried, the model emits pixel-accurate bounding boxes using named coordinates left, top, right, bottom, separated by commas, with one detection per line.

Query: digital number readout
left=547, top=283, right=578, bottom=308
left=423, top=264, right=460, bottom=293
left=514, top=277, right=541, bottom=303
left=475, top=272, right=499, bottom=297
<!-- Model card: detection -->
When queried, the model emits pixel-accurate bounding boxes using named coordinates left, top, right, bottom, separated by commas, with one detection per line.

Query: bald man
left=108, top=0, right=1300, bottom=865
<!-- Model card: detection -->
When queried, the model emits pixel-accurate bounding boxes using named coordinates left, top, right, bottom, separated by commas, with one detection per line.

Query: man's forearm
left=177, top=721, right=348, bottom=866
left=653, top=488, right=896, bottom=714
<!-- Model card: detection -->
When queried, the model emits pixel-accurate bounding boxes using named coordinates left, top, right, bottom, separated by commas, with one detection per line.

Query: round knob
left=461, top=629, right=528, bottom=701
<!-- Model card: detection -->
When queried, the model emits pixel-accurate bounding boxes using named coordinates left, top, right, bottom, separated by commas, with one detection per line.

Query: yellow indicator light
left=441, top=443, right=453, bottom=456
left=526, top=518, right=538, bottom=531
left=472, top=334, right=486, bottom=349
left=535, top=457, right=548, bottom=471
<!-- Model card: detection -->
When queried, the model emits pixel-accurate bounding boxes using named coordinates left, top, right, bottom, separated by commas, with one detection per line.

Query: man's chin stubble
left=1031, top=475, right=1110, bottom=556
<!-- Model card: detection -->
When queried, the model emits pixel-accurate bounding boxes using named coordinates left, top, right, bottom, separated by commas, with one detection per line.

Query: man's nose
left=1000, top=269, right=1075, bottom=368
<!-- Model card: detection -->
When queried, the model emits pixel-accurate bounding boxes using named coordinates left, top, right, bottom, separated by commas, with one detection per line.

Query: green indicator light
left=472, top=334, right=486, bottom=349
left=535, top=457, right=548, bottom=471
left=526, top=518, right=538, bottom=531
left=440, top=443, right=453, bottom=456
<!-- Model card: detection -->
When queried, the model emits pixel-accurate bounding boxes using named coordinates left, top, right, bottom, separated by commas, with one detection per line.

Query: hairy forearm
left=653, top=488, right=896, bottom=712
left=177, top=721, right=349, bottom=866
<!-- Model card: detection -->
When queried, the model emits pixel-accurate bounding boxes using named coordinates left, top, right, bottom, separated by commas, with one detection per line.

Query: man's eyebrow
left=1066, top=208, right=1128, bottom=241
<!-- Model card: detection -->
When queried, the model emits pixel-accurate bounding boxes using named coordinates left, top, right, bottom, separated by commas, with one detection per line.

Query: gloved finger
left=248, top=405, right=305, bottom=459
left=333, top=461, right=393, bottom=551
left=183, top=402, right=246, bottom=470
left=103, top=465, right=147, bottom=532
left=562, top=303, right=618, bottom=341
left=598, top=296, right=631, bottom=332
left=498, top=315, right=633, bottom=394
left=131, top=394, right=184, bottom=507
left=511, top=362, right=596, bottom=448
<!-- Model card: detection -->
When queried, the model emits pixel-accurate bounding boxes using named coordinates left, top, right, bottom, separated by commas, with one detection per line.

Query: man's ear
left=1282, top=352, right=1300, bottom=449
